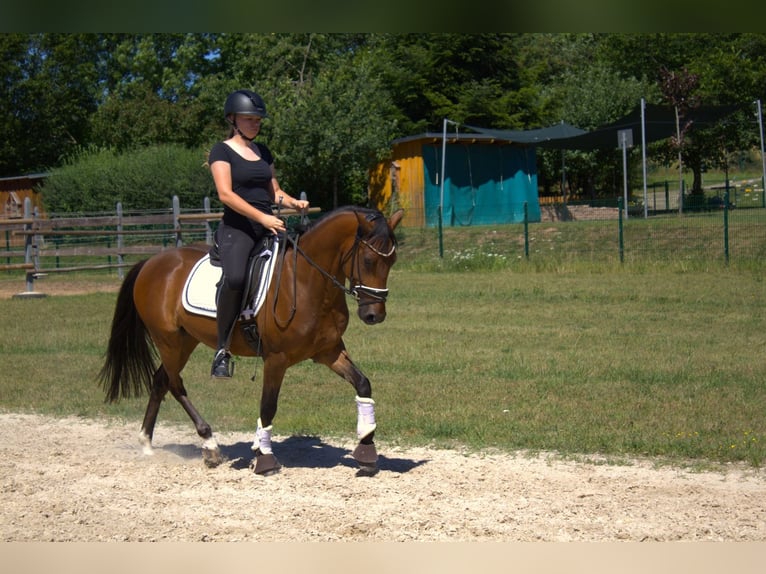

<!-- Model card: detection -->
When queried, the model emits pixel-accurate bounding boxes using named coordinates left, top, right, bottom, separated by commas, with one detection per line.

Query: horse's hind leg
left=168, top=380, right=224, bottom=468
left=138, top=366, right=170, bottom=455
left=143, top=339, right=225, bottom=467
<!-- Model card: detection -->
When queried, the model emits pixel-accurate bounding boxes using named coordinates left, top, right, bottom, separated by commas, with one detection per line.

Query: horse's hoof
left=251, top=452, right=281, bottom=475
left=356, top=462, right=379, bottom=477
left=352, top=442, right=378, bottom=466
left=202, top=447, right=225, bottom=468
left=138, top=432, right=154, bottom=456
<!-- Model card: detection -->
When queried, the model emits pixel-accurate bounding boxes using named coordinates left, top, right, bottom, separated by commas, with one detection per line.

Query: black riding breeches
left=215, top=223, right=262, bottom=291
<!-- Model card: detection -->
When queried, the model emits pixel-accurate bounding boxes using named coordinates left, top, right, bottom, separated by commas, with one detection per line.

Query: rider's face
left=235, top=114, right=263, bottom=137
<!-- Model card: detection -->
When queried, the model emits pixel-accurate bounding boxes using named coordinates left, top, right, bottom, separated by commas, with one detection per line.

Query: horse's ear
left=388, top=209, right=404, bottom=231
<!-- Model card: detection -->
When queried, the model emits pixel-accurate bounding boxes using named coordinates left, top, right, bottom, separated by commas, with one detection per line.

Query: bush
left=39, top=144, right=217, bottom=214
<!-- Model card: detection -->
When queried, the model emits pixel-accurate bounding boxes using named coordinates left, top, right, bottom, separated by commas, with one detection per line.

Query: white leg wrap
left=356, top=396, right=377, bottom=439
left=252, top=417, right=273, bottom=454
left=202, top=436, right=219, bottom=452
left=138, top=431, right=154, bottom=456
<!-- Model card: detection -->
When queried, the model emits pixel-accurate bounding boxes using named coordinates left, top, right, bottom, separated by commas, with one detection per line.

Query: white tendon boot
left=252, top=417, right=273, bottom=454
left=251, top=417, right=280, bottom=475
left=356, top=396, right=377, bottom=440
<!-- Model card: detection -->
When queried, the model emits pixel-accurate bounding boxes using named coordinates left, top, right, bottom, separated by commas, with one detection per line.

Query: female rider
left=208, top=89, right=309, bottom=379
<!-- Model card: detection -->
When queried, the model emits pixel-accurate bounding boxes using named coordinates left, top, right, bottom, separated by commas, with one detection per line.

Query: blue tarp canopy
left=418, top=138, right=541, bottom=227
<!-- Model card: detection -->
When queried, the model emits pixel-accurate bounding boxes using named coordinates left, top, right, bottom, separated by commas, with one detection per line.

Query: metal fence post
left=618, top=197, right=624, bottom=264
left=723, top=190, right=730, bottom=265
left=523, top=201, right=529, bottom=260
left=438, top=205, right=444, bottom=258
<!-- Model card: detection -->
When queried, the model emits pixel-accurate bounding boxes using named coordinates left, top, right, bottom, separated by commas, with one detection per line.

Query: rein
left=270, top=217, right=395, bottom=326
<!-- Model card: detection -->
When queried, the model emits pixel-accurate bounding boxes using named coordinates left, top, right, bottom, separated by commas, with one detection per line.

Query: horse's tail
left=98, top=259, right=156, bottom=403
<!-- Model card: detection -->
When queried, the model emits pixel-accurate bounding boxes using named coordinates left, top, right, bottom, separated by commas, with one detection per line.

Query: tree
left=658, top=65, right=700, bottom=203
left=373, top=33, right=536, bottom=134
left=0, top=34, right=29, bottom=176
left=272, top=47, right=398, bottom=209
left=89, top=33, right=222, bottom=150
left=0, top=34, right=103, bottom=176
left=531, top=34, right=657, bottom=198
left=6, top=32, right=766, bottom=212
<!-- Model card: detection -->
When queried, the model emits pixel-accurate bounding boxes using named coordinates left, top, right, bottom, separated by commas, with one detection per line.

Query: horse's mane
left=297, top=206, right=394, bottom=250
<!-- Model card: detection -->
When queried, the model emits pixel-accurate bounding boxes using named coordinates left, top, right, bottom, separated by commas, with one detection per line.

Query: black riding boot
left=211, top=286, right=243, bottom=379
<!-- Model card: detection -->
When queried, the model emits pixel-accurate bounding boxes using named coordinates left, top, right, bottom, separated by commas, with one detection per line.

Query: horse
left=98, top=206, right=404, bottom=475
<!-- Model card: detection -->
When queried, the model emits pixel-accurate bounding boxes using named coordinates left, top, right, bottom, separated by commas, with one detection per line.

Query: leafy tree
left=373, top=33, right=534, bottom=133
left=6, top=32, right=766, bottom=212
left=531, top=34, right=656, bottom=198
left=0, top=33, right=102, bottom=176
left=271, top=47, right=399, bottom=209
left=0, top=34, right=29, bottom=176
left=89, top=33, right=222, bottom=150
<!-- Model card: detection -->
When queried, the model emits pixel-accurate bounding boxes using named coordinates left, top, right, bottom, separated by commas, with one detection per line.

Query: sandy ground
left=1, top=412, right=765, bottom=542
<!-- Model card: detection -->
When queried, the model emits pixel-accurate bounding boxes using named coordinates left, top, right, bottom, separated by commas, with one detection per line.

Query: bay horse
left=98, top=206, right=404, bottom=475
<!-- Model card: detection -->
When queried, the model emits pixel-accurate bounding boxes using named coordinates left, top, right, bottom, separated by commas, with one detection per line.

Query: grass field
left=0, top=219, right=764, bottom=470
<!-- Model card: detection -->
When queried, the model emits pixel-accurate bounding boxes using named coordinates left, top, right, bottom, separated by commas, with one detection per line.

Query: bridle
left=343, top=234, right=397, bottom=304
left=271, top=212, right=396, bottom=325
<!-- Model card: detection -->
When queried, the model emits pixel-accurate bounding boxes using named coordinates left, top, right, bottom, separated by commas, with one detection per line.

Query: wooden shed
left=0, top=173, right=48, bottom=219
left=369, top=133, right=540, bottom=228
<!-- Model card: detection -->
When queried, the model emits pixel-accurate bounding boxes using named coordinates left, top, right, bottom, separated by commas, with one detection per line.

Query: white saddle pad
left=182, top=239, right=279, bottom=319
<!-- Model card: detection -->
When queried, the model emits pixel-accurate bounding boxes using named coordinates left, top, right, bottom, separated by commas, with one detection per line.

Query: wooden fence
left=0, top=196, right=313, bottom=297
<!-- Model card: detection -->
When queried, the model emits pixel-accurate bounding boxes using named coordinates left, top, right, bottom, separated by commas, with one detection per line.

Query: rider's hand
left=267, top=215, right=285, bottom=234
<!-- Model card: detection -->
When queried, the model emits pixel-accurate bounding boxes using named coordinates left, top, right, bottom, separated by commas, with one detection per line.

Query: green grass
left=1, top=254, right=764, bottom=469
left=2, top=206, right=765, bottom=468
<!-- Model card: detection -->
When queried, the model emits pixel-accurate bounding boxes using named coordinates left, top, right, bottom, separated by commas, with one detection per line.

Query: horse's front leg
left=320, top=346, right=379, bottom=474
left=250, top=356, right=287, bottom=475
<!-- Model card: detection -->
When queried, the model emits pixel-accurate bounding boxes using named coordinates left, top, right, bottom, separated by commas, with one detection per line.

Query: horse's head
left=346, top=208, right=404, bottom=325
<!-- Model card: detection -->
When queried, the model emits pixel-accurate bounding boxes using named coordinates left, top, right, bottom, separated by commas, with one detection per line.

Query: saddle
left=182, top=236, right=280, bottom=349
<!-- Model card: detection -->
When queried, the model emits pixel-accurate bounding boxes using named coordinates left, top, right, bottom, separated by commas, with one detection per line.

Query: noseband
left=346, top=237, right=396, bottom=304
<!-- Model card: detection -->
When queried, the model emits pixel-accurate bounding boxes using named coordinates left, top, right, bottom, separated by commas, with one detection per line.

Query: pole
left=439, top=118, right=459, bottom=258
left=561, top=149, right=567, bottom=203
left=756, top=99, right=766, bottom=205
left=622, top=131, right=629, bottom=219
left=523, top=201, right=529, bottom=260
left=618, top=197, right=624, bottom=264
left=641, top=98, right=648, bottom=218
left=439, top=119, right=446, bottom=258
left=116, top=202, right=124, bottom=279
left=723, top=189, right=730, bottom=265
left=676, top=105, right=684, bottom=214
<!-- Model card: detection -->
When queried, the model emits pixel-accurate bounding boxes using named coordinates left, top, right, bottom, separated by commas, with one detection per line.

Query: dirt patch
left=1, top=412, right=764, bottom=542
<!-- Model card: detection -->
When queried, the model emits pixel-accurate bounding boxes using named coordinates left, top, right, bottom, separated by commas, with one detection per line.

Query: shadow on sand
left=160, top=435, right=429, bottom=475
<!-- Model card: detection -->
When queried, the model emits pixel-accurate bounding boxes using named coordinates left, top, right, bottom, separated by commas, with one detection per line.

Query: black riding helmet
left=224, top=90, right=268, bottom=118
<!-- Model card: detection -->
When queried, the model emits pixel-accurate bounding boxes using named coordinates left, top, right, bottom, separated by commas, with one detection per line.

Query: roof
left=0, top=173, right=49, bottom=183
left=391, top=132, right=531, bottom=146
left=465, top=104, right=741, bottom=151
left=463, top=121, right=587, bottom=145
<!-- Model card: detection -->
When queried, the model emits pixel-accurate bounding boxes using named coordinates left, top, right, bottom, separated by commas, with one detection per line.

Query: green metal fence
left=400, top=193, right=765, bottom=267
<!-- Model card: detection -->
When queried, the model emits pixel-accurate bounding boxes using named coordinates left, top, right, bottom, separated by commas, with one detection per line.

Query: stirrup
left=211, top=349, right=234, bottom=379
